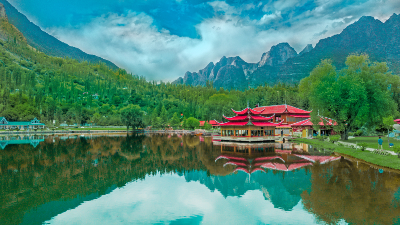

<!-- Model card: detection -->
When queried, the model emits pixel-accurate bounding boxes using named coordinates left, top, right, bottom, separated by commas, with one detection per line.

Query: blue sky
left=7, top=0, right=400, bottom=81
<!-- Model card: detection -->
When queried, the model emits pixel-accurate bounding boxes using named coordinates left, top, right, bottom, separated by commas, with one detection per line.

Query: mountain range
left=0, top=0, right=118, bottom=69
left=173, top=14, right=400, bottom=89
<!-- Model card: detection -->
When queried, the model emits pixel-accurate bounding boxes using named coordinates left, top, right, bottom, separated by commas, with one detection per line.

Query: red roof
left=253, top=105, right=311, bottom=115
left=209, top=120, right=219, bottom=126
left=224, top=161, right=248, bottom=167
left=233, top=167, right=249, bottom=174
left=289, top=115, right=311, bottom=118
left=252, top=121, right=283, bottom=127
left=199, top=121, right=205, bottom=126
left=294, top=155, right=341, bottom=164
left=215, top=121, right=248, bottom=126
left=215, top=155, right=247, bottom=162
left=223, top=115, right=248, bottom=121
left=291, top=116, right=337, bottom=127
left=231, top=107, right=265, bottom=115
left=232, top=108, right=249, bottom=115
left=260, top=162, right=313, bottom=171
left=254, top=156, right=285, bottom=162
left=250, top=115, right=274, bottom=121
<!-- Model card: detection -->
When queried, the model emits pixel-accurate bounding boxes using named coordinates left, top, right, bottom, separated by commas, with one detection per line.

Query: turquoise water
left=1, top=134, right=400, bottom=225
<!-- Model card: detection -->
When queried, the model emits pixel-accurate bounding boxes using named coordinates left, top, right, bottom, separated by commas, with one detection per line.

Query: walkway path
left=338, top=141, right=398, bottom=156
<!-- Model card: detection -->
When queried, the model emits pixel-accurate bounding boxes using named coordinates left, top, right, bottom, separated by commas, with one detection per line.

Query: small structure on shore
left=0, top=117, right=45, bottom=130
left=291, top=116, right=337, bottom=138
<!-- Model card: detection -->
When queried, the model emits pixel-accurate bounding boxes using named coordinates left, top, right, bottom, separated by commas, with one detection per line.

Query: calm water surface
left=1, top=134, right=400, bottom=225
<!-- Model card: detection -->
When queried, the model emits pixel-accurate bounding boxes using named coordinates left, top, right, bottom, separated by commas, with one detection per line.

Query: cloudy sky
left=7, top=0, right=400, bottom=81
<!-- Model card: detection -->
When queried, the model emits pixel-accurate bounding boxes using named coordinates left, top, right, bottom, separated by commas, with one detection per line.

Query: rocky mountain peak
left=0, top=3, right=7, bottom=19
left=258, top=42, right=297, bottom=67
left=299, top=44, right=313, bottom=56
left=384, top=13, right=400, bottom=26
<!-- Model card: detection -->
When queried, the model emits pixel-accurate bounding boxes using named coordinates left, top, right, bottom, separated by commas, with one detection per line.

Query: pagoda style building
left=252, top=105, right=311, bottom=124
left=214, top=107, right=293, bottom=142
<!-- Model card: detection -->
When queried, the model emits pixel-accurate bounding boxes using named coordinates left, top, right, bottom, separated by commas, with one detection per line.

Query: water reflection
left=0, top=134, right=399, bottom=224
left=0, top=135, right=45, bottom=149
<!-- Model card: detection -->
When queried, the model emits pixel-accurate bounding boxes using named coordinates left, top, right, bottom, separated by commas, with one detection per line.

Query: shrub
left=338, top=143, right=344, bottom=147
left=394, top=146, right=400, bottom=158
left=329, top=135, right=340, bottom=143
left=316, top=136, right=325, bottom=141
left=358, top=142, right=368, bottom=151
left=355, top=129, right=363, bottom=136
left=348, top=132, right=354, bottom=137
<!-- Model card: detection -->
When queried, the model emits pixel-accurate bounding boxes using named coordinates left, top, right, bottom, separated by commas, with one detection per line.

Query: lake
left=1, top=134, right=400, bottom=225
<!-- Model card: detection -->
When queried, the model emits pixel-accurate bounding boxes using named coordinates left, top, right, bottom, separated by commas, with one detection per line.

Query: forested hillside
left=0, top=13, right=308, bottom=127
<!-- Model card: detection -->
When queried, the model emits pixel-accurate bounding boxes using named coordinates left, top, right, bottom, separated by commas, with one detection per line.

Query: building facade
left=214, top=107, right=293, bottom=142
left=0, top=117, right=46, bottom=130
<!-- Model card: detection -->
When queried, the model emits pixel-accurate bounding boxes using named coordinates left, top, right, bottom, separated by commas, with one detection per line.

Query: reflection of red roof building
left=216, top=151, right=341, bottom=174
left=293, top=155, right=341, bottom=164
left=261, top=162, right=313, bottom=171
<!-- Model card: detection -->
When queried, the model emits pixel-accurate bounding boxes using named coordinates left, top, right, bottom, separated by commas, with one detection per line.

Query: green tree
left=186, top=117, right=200, bottom=130
left=170, top=112, right=180, bottom=128
left=300, top=55, right=397, bottom=140
left=382, top=115, right=395, bottom=146
left=120, top=104, right=143, bottom=131
left=204, top=121, right=212, bottom=130
left=160, top=105, right=168, bottom=126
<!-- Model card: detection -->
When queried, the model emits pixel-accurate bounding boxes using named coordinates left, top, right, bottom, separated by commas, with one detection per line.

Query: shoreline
left=292, top=138, right=400, bottom=170
left=0, top=129, right=217, bottom=135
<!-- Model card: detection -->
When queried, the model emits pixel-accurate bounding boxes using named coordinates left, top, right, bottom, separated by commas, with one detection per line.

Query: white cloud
left=47, top=0, right=400, bottom=82
left=258, top=11, right=282, bottom=25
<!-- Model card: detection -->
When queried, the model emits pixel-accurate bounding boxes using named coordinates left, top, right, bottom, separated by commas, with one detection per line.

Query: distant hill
left=0, top=0, right=118, bottom=69
left=174, top=14, right=400, bottom=89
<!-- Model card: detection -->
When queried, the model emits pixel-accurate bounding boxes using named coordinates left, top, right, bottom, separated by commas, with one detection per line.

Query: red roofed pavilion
left=253, top=105, right=311, bottom=124
left=214, top=106, right=295, bottom=142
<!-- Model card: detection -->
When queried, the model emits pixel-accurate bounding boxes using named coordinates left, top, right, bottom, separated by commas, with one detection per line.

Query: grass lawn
left=342, top=136, right=400, bottom=150
left=292, top=138, right=400, bottom=170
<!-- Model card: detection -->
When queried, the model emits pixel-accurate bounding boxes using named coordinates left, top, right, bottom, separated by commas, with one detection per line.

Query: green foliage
left=186, top=117, right=200, bottom=130
left=354, top=130, right=363, bottom=136
left=120, top=104, right=143, bottom=130
left=316, top=136, right=325, bottom=141
left=204, top=122, right=212, bottom=130
left=329, top=135, right=340, bottom=143
left=358, top=142, right=368, bottom=151
left=169, top=112, right=180, bottom=128
left=393, top=146, right=400, bottom=154
left=300, top=55, right=397, bottom=139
